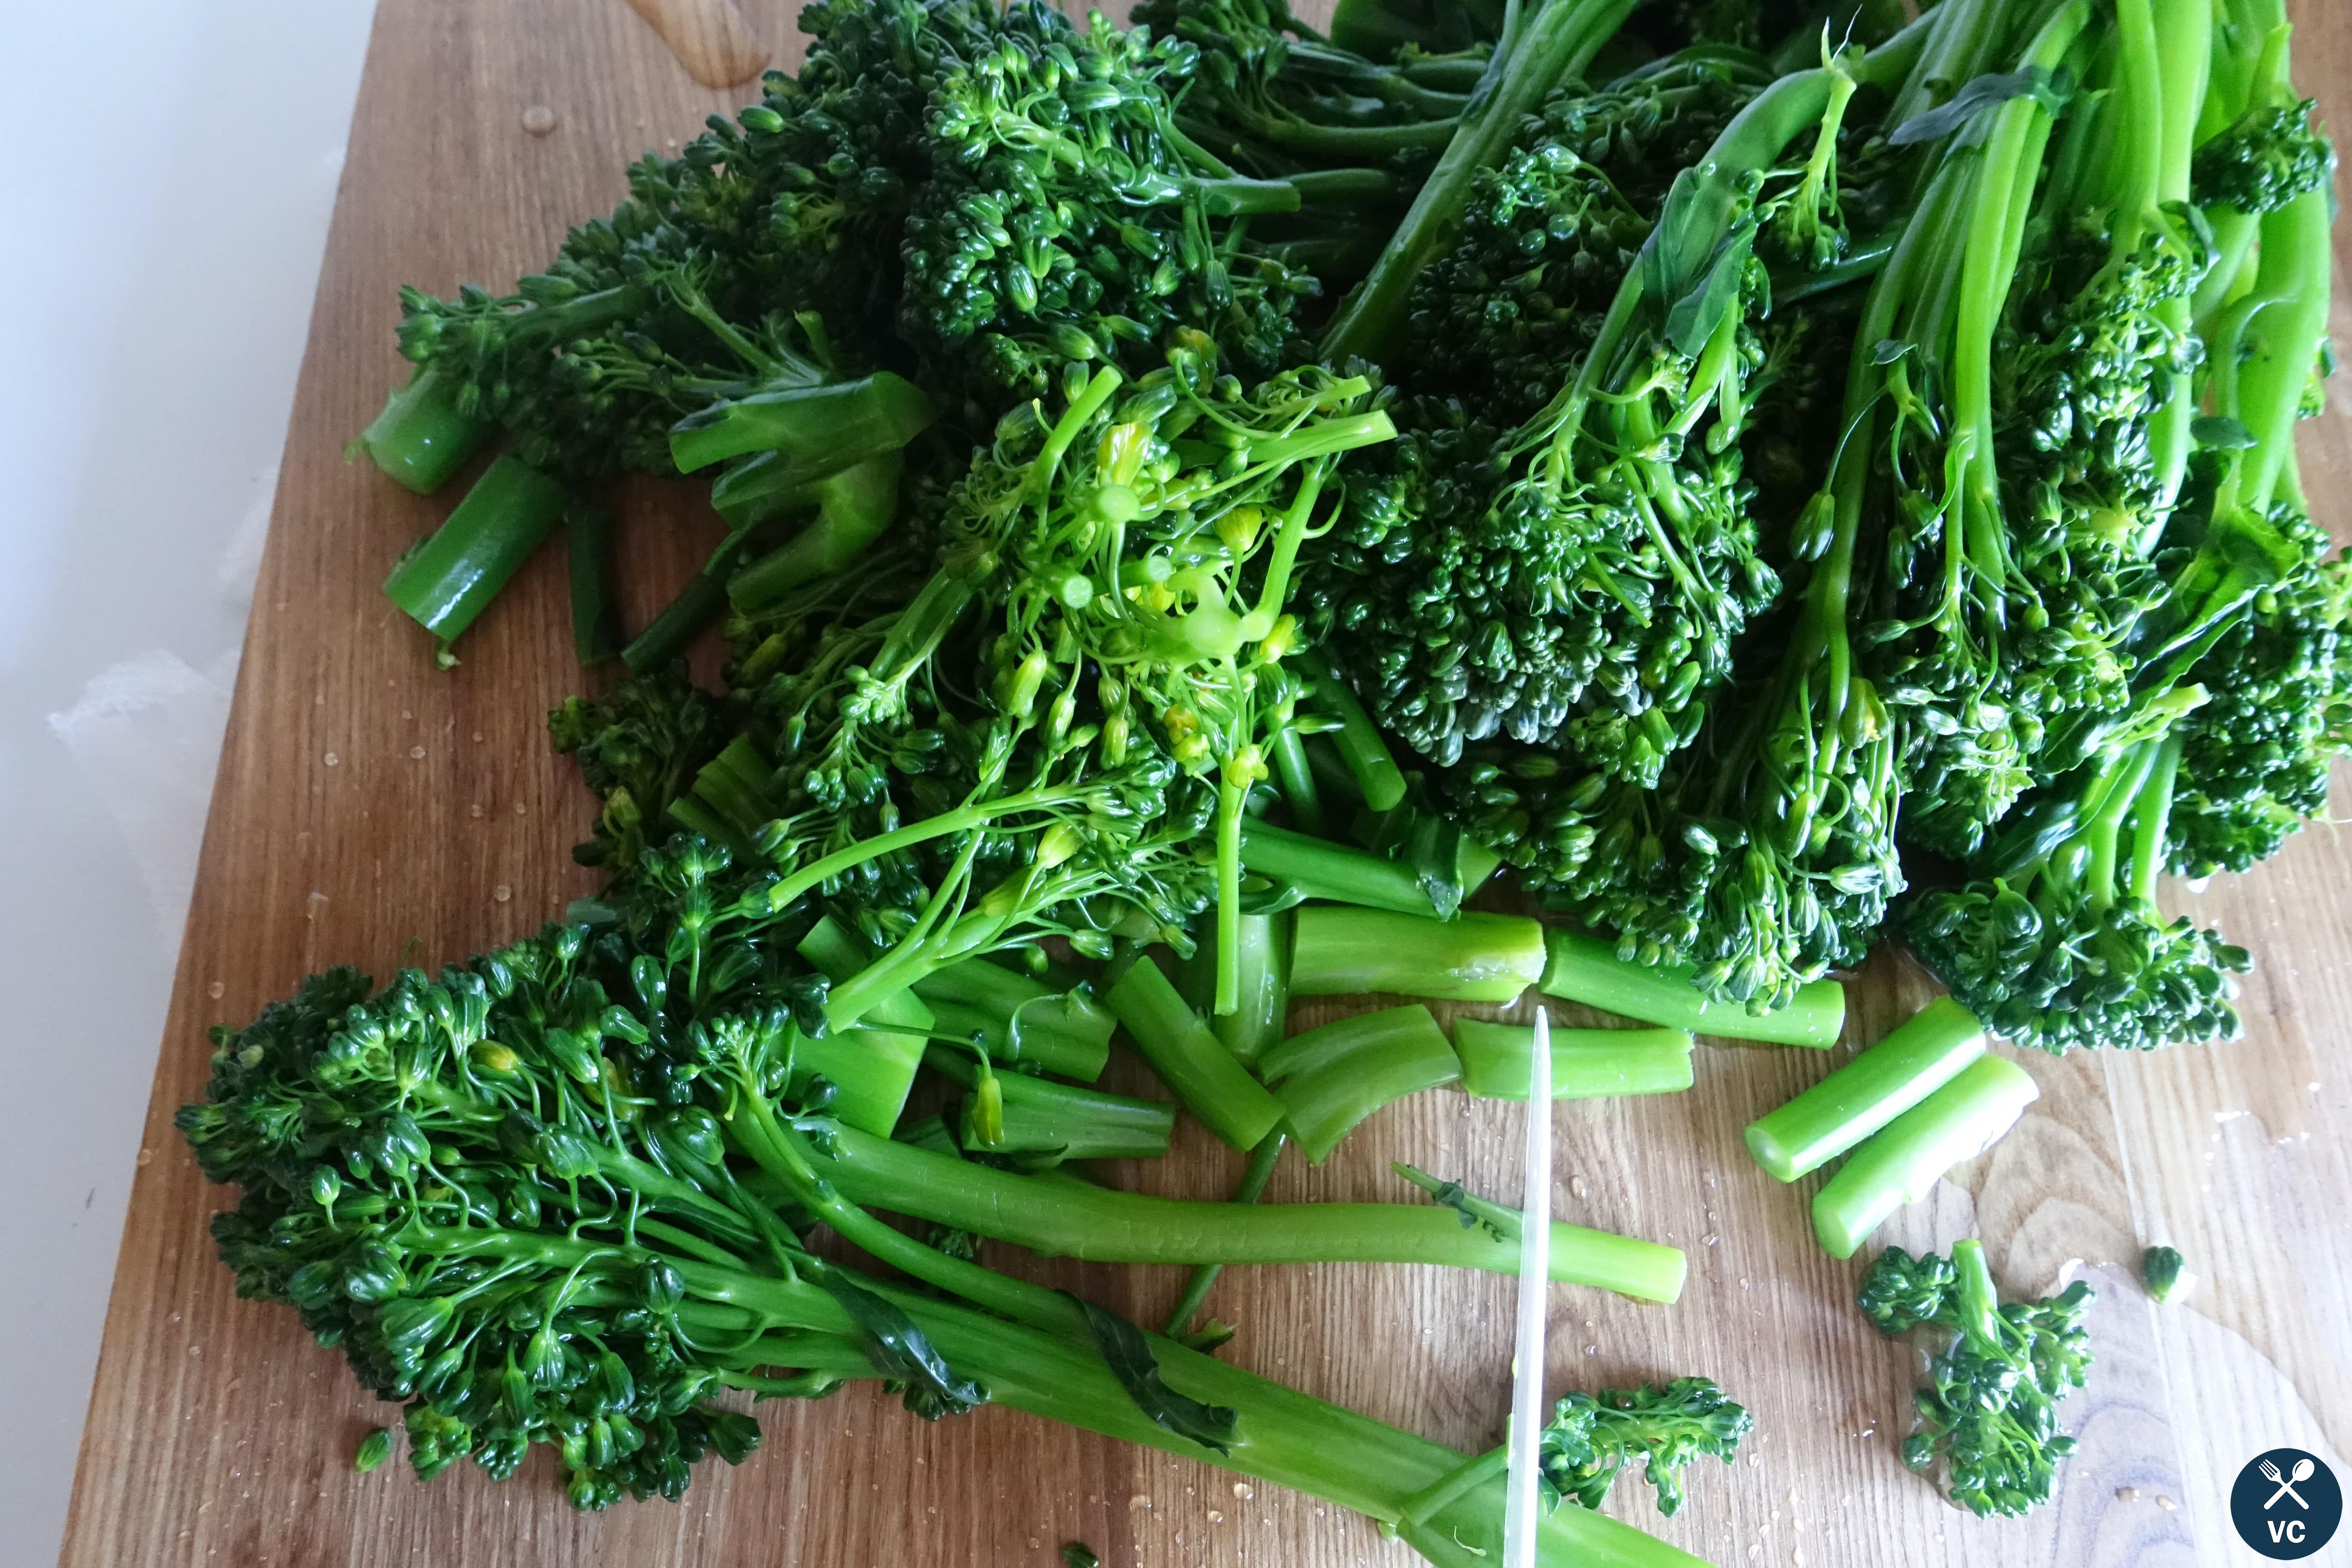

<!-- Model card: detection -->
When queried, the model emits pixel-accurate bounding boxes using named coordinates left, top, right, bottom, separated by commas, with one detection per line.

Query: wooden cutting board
left=58, top=2, right=2352, bottom=1564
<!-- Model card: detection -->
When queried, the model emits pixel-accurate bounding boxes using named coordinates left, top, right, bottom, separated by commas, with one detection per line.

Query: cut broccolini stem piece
left=1104, top=957, right=1285, bottom=1151
left=1290, top=908, right=1544, bottom=1001
left=564, top=500, right=621, bottom=665
left=670, top=371, right=937, bottom=473
left=1812, top=1054, right=2039, bottom=1258
left=1302, top=655, right=1407, bottom=811
left=381, top=454, right=570, bottom=654
left=1537, top=929, right=1846, bottom=1047
left=791, top=916, right=931, bottom=1135
left=1182, top=910, right=1293, bottom=1064
left=620, top=524, right=758, bottom=675
left=923, top=1047, right=1176, bottom=1164
left=1452, top=1020, right=1693, bottom=1101
left=1389, top=1164, right=1686, bottom=1304
left=726, top=452, right=904, bottom=611
left=911, top=957, right=1115, bottom=1082
left=1259, top=1003, right=1461, bottom=1163
left=1164, top=1130, right=1287, bottom=1338
left=352, top=364, right=490, bottom=494
left=808, top=1124, right=1677, bottom=1299
left=1270, top=726, right=1328, bottom=836
left=1240, top=819, right=1437, bottom=914
left=1744, top=997, right=1986, bottom=1183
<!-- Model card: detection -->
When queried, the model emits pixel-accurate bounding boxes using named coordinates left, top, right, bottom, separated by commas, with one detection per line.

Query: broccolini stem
left=810, top=1124, right=1681, bottom=1299
left=564, top=499, right=621, bottom=665
left=1537, top=929, right=1846, bottom=1045
left=382, top=454, right=571, bottom=653
left=1216, top=774, right=1248, bottom=1015
left=1949, top=1237, right=2003, bottom=1348
left=1163, top=1129, right=1287, bottom=1336
left=910, top=957, right=1115, bottom=1081
left=1452, top=1019, right=1693, bottom=1100
left=668, top=371, right=937, bottom=474
left=726, top=453, right=903, bottom=611
left=1301, top=655, right=1406, bottom=810
left=767, top=778, right=1085, bottom=915
left=1258, top=1002, right=1461, bottom=1162
left=1219, top=910, right=1290, bottom=1063
left=620, top=525, right=756, bottom=675
left=1269, top=726, right=1327, bottom=836
left=1104, top=956, right=1286, bottom=1150
left=1743, top=997, right=1987, bottom=1182
left=353, top=364, right=490, bottom=495
left=1240, top=818, right=1436, bottom=914
left=1291, top=908, right=1546, bottom=1002
left=1387, top=1162, right=1685, bottom=1302
left=926, top=1045, right=1177, bottom=1161
left=2125, top=735, right=2184, bottom=903
left=1811, top=1054, right=2040, bottom=1257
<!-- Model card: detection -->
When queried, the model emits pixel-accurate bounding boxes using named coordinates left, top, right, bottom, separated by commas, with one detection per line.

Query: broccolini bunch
left=1310, top=48, right=1865, bottom=786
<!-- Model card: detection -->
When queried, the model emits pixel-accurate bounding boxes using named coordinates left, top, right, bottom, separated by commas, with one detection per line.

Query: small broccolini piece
left=1856, top=1240, right=2094, bottom=1518
left=355, top=1427, right=394, bottom=1474
left=1061, top=1545, right=1102, bottom=1568
left=1540, top=1378, right=1753, bottom=1517
left=2142, top=1244, right=2192, bottom=1303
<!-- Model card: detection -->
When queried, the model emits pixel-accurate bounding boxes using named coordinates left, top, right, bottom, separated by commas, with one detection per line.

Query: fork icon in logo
left=2264, top=1456, right=2316, bottom=1510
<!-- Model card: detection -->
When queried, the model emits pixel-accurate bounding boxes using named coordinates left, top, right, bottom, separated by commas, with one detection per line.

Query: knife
left=1503, top=1005, right=1553, bottom=1568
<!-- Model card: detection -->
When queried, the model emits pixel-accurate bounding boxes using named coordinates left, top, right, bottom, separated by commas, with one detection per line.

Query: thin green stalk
left=1302, top=656, right=1406, bottom=811
left=807, top=1123, right=1681, bottom=1300
left=621, top=526, right=757, bottom=675
left=564, top=500, right=621, bottom=665
left=1744, top=997, right=1987, bottom=1182
left=1163, top=1130, right=1287, bottom=1337
left=1812, top=1053, right=2040, bottom=1257
left=1538, top=928, right=1847, bottom=1046
left=1291, top=907, right=1544, bottom=1002
left=1387, top=1163, right=1685, bottom=1302
left=1270, top=726, right=1327, bottom=836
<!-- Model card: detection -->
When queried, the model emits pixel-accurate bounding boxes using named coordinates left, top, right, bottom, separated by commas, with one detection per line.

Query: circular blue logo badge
left=2232, top=1449, right=2343, bottom=1559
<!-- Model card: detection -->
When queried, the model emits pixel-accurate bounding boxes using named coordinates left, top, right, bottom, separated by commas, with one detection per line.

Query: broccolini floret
left=1539, top=1377, right=1752, bottom=1516
left=1857, top=1240, right=2094, bottom=1519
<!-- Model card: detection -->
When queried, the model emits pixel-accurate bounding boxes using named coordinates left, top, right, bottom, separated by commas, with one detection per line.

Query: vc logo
left=2233, top=1448, right=2343, bottom=1559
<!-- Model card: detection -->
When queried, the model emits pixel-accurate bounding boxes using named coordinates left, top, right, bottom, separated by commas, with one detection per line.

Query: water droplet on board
left=522, top=105, right=557, bottom=135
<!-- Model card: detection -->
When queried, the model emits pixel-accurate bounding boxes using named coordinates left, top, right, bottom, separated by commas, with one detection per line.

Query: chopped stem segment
left=1812, top=1054, right=2039, bottom=1257
left=1291, top=908, right=1545, bottom=1002
left=1745, top=997, right=1986, bottom=1182
left=1452, top=1020, right=1694, bottom=1100
left=1539, top=929, right=1846, bottom=1046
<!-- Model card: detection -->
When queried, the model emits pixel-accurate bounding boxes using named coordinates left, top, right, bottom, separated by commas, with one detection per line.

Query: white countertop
left=0, top=4, right=377, bottom=1561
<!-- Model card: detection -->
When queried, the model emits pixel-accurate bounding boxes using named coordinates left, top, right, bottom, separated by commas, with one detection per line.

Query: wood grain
left=58, top=3, right=2352, bottom=1565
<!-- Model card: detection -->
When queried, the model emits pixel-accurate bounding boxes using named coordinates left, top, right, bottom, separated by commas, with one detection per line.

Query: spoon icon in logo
left=2263, top=1456, right=2317, bottom=1510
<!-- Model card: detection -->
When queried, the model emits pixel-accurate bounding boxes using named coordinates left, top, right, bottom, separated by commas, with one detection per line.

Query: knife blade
left=1503, top=1004, right=1552, bottom=1568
